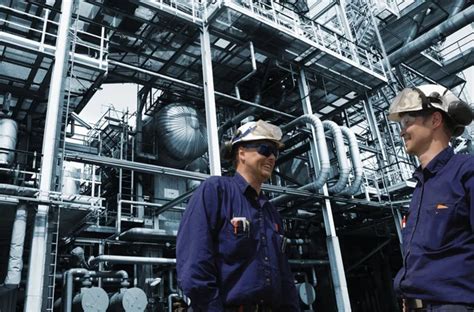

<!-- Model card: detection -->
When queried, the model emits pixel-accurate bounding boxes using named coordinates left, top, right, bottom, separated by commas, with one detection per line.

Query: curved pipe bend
left=322, top=120, right=350, bottom=194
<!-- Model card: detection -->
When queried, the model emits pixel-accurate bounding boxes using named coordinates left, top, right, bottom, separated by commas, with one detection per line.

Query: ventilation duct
left=0, top=119, right=18, bottom=166
left=154, top=104, right=208, bottom=168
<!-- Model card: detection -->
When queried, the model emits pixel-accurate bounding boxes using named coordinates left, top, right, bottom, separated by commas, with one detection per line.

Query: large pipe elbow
left=322, top=120, right=350, bottom=194
left=339, top=126, right=363, bottom=196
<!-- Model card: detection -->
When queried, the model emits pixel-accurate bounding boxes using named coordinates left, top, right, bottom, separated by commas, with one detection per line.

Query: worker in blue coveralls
left=176, top=120, right=300, bottom=312
left=388, top=84, right=474, bottom=312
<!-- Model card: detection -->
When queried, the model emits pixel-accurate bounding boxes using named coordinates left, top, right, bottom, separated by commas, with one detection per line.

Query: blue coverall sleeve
left=278, top=254, right=300, bottom=312
left=465, top=159, right=474, bottom=232
left=176, top=180, right=224, bottom=311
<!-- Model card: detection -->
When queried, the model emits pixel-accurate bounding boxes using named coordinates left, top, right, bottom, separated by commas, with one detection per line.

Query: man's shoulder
left=450, top=153, right=474, bottom=174
left=451, top=153, right=474, bottom=166
left=202, top=175, right=233, bottom=188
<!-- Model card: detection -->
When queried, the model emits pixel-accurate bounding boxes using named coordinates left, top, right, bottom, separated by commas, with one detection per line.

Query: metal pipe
left=0, top=183, right=38, bottom=196
left=168, top=270, right=177, bottom=293
left=200, top=24, right=221, bottom=175
left=63, top=268, right=88, bottom=312
left=388, top=5, right=474, bottom=66
left=272, top=114, right=331, bottom=205
left=109, top=60, right=294, bottom=119
left=235, top=41, right=257, bottom=99
left=2, top=203, right=28, bottom=287
left=288, top=259, right=329, bottom=266
left=322, top=120, right=350, bottom=194
left=63, top=269, right=129, bottom=312
left=339, top=126, right=363, bottom=196
left=25, top=1, right=75, bottom=310
left=168, top=293, right=179, bottom=312
left=88, top=255, right=176, bottom=267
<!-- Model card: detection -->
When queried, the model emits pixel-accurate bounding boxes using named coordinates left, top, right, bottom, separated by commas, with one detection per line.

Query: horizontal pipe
left=89, top=255, right=176, bottom=267
left=389, top=6, right=474, bottom=66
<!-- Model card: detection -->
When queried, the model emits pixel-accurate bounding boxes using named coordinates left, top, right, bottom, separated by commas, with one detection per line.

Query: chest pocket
left=219, top=221, right=258, bottom=263
left=419, top=201, right=460, bottom=251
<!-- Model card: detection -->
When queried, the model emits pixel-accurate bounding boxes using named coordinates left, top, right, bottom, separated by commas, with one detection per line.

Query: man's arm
left=176, top=179, right=224, bottom=311
left=465, top=159, right=474, bottom=232
left=277, top=253, right=300, bottom=312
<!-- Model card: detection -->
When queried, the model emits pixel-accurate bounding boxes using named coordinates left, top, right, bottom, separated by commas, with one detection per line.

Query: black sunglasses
left=242, top=142, right=279, bottom=158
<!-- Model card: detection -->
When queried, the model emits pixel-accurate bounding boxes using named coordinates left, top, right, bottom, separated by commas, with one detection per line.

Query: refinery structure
left=0, top=0, right=472, bottom=311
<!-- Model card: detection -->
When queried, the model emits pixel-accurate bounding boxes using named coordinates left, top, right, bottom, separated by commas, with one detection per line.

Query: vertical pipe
left=4, top=203, right=28, bottom=286
left=200, top=25, right=221, bottom=176
left=298, top=69, right=351, bottom=311
left=25, top=1, right=75, bottom=310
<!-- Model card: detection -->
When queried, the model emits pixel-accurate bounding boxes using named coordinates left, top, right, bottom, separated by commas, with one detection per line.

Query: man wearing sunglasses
left=177, top=120, right=299, bottom=312
left=388, top=84, right=474, bottom=311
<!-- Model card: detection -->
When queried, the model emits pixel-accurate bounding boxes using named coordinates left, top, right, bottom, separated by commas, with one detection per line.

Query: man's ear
left=431, top=111, right=443, bottom=129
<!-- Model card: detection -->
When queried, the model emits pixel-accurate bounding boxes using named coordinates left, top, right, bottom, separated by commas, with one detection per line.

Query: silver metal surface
left=3, top=203, right=27, bottom=286
left=25, top=1, right=75, bottom=310
left=154, top=104, right=208, bottom=168
left=0, top=119, right=18, bottom=166
left=200, top=25, right=221, bottom=176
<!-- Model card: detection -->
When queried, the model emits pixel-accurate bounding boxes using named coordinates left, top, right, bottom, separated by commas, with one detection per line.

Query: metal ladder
left=45, top=207, right=61, bottom=312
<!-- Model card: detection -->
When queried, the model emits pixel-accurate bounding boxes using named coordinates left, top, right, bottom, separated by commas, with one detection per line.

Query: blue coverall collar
left=413, top=146, right=454, bottom=181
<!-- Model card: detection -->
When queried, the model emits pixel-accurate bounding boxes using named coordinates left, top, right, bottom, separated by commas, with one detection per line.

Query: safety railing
left=212, top=0, right=386, bottom=77
left=145, top=0, right=203, bottom=23
left=0, top=5, right=108, bottom=70
left=436, top=32, right=473, bottom=63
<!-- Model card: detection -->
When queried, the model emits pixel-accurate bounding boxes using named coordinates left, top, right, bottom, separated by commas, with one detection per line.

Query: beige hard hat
left=388, top=84, right=473, bottom=127
left=231, top=120, right=284, bottom=148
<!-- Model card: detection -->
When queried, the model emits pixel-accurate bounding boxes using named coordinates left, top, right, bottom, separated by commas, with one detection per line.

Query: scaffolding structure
left=0, top=0, right=472, bottom=311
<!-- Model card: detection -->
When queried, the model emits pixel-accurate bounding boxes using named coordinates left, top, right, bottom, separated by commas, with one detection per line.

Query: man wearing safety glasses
left=388, top=84, right=474, bottom=311
left=177, top=120, right=299, bottom=312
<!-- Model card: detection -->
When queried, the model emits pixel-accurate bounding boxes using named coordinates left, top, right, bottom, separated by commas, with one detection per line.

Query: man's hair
left=412, top=108, right=455, bottom=137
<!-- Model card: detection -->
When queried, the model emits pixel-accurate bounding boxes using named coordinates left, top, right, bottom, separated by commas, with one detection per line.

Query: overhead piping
left=388, top=5, right=474, bottom=66
left=339, top=126, right=363, bottom=196
left=272, top=114, right=330, bottom=206
left=234, top=42, right=257, bottom=99
left=322, top=120, right=350, bottom=194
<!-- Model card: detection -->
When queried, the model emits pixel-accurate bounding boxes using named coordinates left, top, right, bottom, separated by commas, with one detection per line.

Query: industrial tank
left=154, top=104, right=208, bottom=168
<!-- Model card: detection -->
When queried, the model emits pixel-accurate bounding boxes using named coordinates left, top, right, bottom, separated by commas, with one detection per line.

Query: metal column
left=200, top=24, right=221, bottom=176
left=363, top=98, right=388, bottom=165
left=24, top=1, right=75, bottom=310
left=298, top=69, right=351, bottom=311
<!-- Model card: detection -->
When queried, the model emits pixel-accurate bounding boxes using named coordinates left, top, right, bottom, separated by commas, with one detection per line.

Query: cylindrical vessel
left=0, top=118, right=18, bottom=166
left=72, top=287, right=109, bottom=312
left=109, top=287, right=148, bottom=312
left=154, top=104, right=208, bottom=168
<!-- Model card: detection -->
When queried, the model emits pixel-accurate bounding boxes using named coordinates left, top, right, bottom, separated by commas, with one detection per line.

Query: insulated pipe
left=0, top=184, right=38, bottom=196
left=339, top=126, right=363, bottom=196
left=272, top=114, right=330, bottom=206
left=234, top=41, right=257, bottom=99
left=88, top=255, right=176, bottom=267
left=388, top=5, right=474, bottom=66
left=322, top=120, right=350, bottom=194
left=283, top=114, right=330, bottom=191
left=25, top=1, right=75, bottom=310
left=3, top=203, right=28, bottom=287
